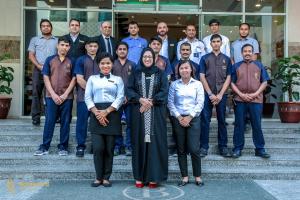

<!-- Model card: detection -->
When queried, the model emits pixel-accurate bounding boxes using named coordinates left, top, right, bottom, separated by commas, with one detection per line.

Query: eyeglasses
left=143, top=56, right=153, bottom=59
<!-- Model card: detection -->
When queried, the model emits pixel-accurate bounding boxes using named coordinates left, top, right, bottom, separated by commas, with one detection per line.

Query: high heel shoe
left=135, top=182, right=144, bottom=188
left=195, top=180, right=204, bottom=186
left=148, top=183, right=157, bottom=188
left=178, top=180, right=189, bottom=187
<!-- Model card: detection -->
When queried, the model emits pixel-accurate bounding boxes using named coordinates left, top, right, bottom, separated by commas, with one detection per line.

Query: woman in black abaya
left=127, top=48, right=168, bottom=188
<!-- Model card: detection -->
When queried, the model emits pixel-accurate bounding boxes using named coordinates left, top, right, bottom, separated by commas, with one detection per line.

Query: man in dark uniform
left=94, top=21, right=116, bottom=58
left=74, top=39, right=100, bottom=157
left=112, top=41, right=136, bottom=156
left=199, top=34, right=232, bottom=158
left=149, top=36, right=173, bottom=80
left=172, top=42, right=200, bottom=81
left=231, top=44, right=270, bottom=159
left=63, top=18, right=89, bottom=59
left=34, top=37, right=76, bottom=156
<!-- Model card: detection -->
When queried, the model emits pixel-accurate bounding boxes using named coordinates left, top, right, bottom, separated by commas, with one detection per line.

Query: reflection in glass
left=246, top=0, right=285, bottom=13
left=115, top=0, right=156, bottom=11
left=245, top=15, right=285, bottom=69
left=25, top=0, right=67, bottom=8
left=71, top=0, right=112, bottom=9
left=202, top=15, right=242, bottom=42
left=202, top=0, right=242, bottom=12
left=70, top=11, right=112, bottom=37
left=159, top=0, right=199, bottom=11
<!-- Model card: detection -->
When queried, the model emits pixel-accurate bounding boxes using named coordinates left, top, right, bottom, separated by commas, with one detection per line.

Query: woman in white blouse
left=167, top=60, right=205, bottom=187
left=85, top=52, right=124, bottom=187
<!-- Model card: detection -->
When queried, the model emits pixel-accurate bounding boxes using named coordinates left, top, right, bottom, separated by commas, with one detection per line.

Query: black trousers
left=171, top=116, right=202, bottom=177
left=31, top=67, right=44, bottom=121
left=92, top=134, right=115, bottom=180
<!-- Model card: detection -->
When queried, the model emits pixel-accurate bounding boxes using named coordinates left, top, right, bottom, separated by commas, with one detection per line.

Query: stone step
left=1, top=165, right=299, bottom=180
left=0, top=141, right=299, bottom=154
left=0, top=153, right=300, bottom=168
left=1, top=132, right=299, bottom=144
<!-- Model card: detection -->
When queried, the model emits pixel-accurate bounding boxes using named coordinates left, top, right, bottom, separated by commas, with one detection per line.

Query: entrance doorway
left=115, top=13, right=200, bottom=42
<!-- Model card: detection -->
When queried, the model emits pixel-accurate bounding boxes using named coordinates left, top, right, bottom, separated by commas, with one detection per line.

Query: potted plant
left=0, top=53, right=14, bottom=119
left=263, top=79, right=277, bottom=118
left=274, top=55, right=300, bottom=123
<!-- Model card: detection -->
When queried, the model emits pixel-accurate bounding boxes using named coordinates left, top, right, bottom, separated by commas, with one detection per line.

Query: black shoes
left=255, top=150, right=271, bottom=159
left=178, top=181, right=189, bottom=187
left=76, top=148, right=85, bottom=157
left=195, top=180, right=204, bottom=186
left=219, top=148, right=232, bottom=157
left=32, top=119, right=40, bottom=126
left=200, top=148, right=208, bottom=158
left=232, top=149, right=242, bottom=158
left=91, top=180, right=102, bottom=187
left=103, top=181, right=112, bottom=187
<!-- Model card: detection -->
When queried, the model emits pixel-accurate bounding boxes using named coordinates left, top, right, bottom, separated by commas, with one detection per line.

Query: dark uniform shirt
left=171, top=59, right=200, bottom=81
left=231, top=60, right=270, bottom=103
left=199, top=52, right=232, bottom=94
left=42, top=55, right=75, bottom=99
left=155, top=55, right=173, bottom=77
left=112, top=59, right=136, bottom=89
left=63, top=33, right=89, bottom=59
left=74, top=54, right=99, bottom=102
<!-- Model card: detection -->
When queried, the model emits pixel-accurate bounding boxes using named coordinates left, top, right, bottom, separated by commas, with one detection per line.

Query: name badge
left=108, top=80, right=115, bottom=83
left=194, top=52, right=199, bottom=58
left=170, top=44, right=175, bottom=47
left=79, top=40, right=85, bottom=43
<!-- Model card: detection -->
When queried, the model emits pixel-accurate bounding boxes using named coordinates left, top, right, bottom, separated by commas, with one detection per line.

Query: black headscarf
left=139, top=47, right=158, bottom=76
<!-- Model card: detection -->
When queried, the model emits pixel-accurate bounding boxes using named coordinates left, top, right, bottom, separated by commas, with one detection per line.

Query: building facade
left=0, top=0, right=299, bottom=117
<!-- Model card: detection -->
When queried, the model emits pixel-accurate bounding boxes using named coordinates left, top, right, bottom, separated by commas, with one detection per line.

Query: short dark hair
left=210, top=34, right=222, bottom=42
left=40, top=19, right=52, bottom=29
left=241, top=43, right=254, bottom=52
left=116, top=41, right=128, bottom=50
left=58, top=37, right=71, bottom=44
left=209, top=19, right=220, bottom=26
left=69, top=18, right=80, bottom=25
left=180, top=42, right=191, bottom=50
left=177, top=60, right=195, bottom=79
left=149, top=36, right=162, bottom=45
left=239, top=22, right=250, bottom=29
left=85, top=38, right=99, bottom=45
left=186, top=24, right=196, bottom=29
left=97, top=52, right=114, bottom=65
left=129, top=21, right=139, bottom=27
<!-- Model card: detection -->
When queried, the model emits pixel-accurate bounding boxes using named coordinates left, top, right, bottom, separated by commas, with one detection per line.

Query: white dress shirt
left=85, top=73, right=124, bottom=110
left=168, top=78, right=204, bottom=118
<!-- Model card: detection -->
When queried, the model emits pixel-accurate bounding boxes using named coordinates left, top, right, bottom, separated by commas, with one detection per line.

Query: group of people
left=28, top=17, right=270, bottom=188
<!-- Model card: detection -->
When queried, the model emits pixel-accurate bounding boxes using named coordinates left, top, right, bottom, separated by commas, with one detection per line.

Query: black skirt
left=89, top=102, right=122, bottom=136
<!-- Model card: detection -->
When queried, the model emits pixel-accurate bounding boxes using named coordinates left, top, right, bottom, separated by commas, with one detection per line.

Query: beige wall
left=0, top=0, right=22, bottom=117
left=288, top=0, right=300, bottom=56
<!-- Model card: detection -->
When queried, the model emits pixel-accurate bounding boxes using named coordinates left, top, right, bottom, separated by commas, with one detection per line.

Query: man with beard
left=157, top=22, right=177, bottom=63
left=34, top=37, right=76, bottom=156
left=231, top=23, right=260, bottom=64
left=94, top=21, right=117, bottom=58
left=62, top=18, right=89, bottom=59
left=176, top=24, right=206, bottom=65
left=172, top=42, right=200, bottom=81
left=74, top=39, right=100, bottom=157
left=112, top=42, right=137, bottom=156
left=203, top=19, right=230, bottom=57
left=122, top=21, right=148, bottom=64
left=231, top=44, right=270, bottom=159
left=28, top=19, right=58, bottom=126
left=149, top=36, right=172, bottom=80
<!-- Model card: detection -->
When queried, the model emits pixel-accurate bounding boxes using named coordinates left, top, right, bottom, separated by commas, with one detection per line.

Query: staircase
left=0, top=119, right=299, bottom=180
